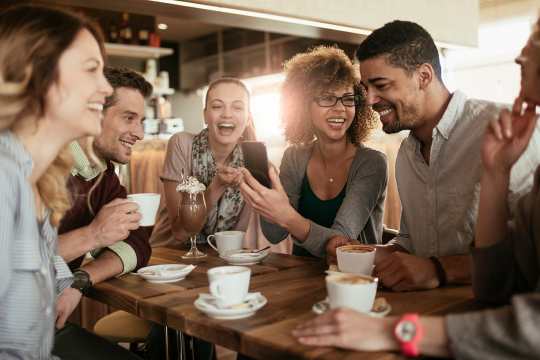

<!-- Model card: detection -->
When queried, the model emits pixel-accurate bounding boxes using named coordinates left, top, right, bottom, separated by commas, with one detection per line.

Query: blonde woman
left=0, top=5, right=114, bottom=358
left=151, top=78, right=256, bottom=247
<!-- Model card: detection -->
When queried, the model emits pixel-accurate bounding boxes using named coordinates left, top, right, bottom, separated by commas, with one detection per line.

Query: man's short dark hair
left=103, top=67, right=153, bottom=111
left=356, top=20, right=442, bottom=82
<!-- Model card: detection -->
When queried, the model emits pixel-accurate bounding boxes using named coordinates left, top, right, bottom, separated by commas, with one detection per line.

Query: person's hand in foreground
left=293, top=307, right=452, bottom=357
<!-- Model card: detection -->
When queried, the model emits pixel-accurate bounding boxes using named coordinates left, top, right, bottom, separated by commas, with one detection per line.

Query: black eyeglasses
left=315, top=95, right=359, bottom=107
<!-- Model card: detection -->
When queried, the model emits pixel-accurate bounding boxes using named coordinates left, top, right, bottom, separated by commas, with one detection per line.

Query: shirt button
left=444, top=132, right=449, bottom=137
left=45, top=307, right=52, bottom=315
left=430, top=220, right=435, bottom=226
left=429, top=184, right=434, bottom=189
left=40, top=267, right=47, bottom=275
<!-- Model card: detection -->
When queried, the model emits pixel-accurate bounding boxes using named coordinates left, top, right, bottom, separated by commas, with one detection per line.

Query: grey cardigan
left=260, top=143, right=388, bottom=259
left=446, top=165, right=540, bottom=359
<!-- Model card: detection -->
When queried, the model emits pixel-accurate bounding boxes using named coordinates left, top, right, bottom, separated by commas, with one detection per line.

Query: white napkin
left=153, top=264, right=195, bottom=276
left=222, top=251, right=261, bottom=258
left=197, top=292, right=262, bottom=309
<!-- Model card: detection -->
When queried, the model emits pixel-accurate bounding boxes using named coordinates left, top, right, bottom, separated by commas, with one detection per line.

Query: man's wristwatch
left=394, top=313, right=424, bottom=356
left=71, top=270, right=92, bottom=296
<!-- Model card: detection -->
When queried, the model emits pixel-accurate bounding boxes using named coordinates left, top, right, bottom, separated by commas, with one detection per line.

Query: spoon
left=254, top=246, right=270, bottom=253
left=181, top=168, right=185, bottom=181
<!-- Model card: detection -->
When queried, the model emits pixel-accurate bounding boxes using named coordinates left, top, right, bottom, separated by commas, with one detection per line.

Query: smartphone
left=242, top=141, right=271, bottom=188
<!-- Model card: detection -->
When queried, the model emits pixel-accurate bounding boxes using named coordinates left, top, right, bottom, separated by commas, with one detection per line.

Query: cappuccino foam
left=337, top=245, right=374, bottom=254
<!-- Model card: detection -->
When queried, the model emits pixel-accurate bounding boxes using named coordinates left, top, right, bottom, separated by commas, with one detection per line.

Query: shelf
left=105, top=43, right=174, bottom=59
left=152, top=88, right=175, bottom=95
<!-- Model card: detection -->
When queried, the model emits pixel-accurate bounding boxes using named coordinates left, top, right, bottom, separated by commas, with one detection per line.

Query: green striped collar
left=70, top=140, right=107, bottom=181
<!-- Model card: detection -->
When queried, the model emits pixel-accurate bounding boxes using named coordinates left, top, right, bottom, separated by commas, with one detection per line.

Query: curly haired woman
left=240, top=45, right=388, bottom=259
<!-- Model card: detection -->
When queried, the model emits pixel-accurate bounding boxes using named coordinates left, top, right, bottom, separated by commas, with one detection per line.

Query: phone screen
left=242, top=141, right=271, bottom=188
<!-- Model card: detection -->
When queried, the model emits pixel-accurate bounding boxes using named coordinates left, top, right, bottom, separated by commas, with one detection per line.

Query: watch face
left=396, top=321, right=417, bottom=342
left=72, top=271, right=90, bottom=289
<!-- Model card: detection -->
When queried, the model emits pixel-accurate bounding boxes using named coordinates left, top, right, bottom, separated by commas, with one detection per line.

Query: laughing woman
left=150, top=77, right=256, bottom=247
left=0, top=5, right=113, bottom=358
left=240, top=45, right=387, bottom=259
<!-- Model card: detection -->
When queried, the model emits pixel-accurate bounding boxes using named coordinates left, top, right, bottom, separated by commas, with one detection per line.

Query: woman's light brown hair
left=0, top=4, right=107, bottom=226
left=279, top=45, right=379, bottom=148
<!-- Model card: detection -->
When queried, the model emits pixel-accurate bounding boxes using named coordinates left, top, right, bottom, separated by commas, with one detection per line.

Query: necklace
left=317, top=140, right=349, bottom=183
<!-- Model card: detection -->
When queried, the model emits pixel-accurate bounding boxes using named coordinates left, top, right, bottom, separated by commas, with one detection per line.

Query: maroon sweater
left=59, top=161, right=152, bottom=272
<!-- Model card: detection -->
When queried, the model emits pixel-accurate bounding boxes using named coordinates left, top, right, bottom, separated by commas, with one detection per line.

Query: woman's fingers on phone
left=268, top=164, right=284, bottom=192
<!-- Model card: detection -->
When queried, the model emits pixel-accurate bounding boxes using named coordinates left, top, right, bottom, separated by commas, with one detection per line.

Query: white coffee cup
left=128, top=193, right=161, bottom=226
left=207, top=231, right=245, bottom=254
left=336, top=245, right=376, bottom=275
left=326, top=273, right=378, bottom=313
left=207, top=266, right=251, bottom=309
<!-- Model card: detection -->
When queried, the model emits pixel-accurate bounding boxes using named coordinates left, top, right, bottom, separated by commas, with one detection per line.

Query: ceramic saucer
left=136, top=264, right=195, bottom=283
left=194, top=292, right=267, bottom=319
left=312, top=298, right=391, bottom=317
left=219, top=250, right=269, bottom=265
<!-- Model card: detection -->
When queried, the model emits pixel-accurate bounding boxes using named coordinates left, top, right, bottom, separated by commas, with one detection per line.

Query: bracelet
left=429, top=256, right=447, bottom=287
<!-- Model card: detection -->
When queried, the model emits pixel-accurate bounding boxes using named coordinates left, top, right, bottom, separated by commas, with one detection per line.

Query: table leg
left=165, top=326, right=187, bottom=360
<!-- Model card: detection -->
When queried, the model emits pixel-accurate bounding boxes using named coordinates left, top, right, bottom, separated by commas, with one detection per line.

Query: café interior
left=2, top=0, right=540, bottom=359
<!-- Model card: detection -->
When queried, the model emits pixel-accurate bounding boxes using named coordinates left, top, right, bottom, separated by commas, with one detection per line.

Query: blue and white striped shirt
left=0, top=130, right=73, bottom=359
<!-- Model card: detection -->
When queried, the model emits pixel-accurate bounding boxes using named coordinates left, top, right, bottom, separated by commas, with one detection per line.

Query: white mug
left=127, top=193, right=161, bottom=226
left=207, top=266, right=251, bottom=309
left=207, top=231, right=245, bottom=254
left=326, top=273, right=378, bottom=313
left=336, top=245, right=376, bottom=275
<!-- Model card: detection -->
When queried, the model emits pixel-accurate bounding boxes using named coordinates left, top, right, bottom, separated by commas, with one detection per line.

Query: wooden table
left=86, top=244, right=319, bottom=314
left=137, top=263, right=492, bottom=359
left=90, top=246, right=492, bottom=359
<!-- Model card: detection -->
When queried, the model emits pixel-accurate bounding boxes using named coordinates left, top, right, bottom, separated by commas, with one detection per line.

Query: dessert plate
left=219, top=250, right=269, bottom=265
left=194, top=292, right=267, bottom=319
left=136, top=264, right=195, bottom=283
left=312, top=298, right=391, bottom=317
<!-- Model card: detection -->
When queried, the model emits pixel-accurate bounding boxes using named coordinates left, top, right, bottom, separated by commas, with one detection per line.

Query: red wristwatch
left=394, top=313, right=423, bottom=356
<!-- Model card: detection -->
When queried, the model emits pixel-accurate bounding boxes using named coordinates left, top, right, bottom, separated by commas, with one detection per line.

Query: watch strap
left=395, top=313, right=423, bottom=356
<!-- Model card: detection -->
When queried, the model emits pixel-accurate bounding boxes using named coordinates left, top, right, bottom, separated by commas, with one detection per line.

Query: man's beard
left=92, top=142, right=129, bottom=165
left=382, top=98, right=422, bottom=135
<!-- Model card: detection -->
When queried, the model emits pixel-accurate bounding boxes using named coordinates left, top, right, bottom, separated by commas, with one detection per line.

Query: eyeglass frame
left=314, top=94, right=360, bottom=107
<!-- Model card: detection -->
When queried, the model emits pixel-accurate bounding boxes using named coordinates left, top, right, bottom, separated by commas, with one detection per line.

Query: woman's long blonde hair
left=205, top=77, right=257, bottom=142
left=0, top=5, right=107, bottom=226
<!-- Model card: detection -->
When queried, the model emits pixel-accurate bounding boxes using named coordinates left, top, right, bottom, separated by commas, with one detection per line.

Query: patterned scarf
left=192, top=128, right=245, bottom=241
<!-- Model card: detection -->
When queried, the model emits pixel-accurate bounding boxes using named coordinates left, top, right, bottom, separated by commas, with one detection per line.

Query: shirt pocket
left=12, top=237, right=41, bottom=271
left=450, top=183, right=481, bottom=236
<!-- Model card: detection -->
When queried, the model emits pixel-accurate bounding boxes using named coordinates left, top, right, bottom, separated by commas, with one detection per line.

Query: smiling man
left=52, top=67, right=153, bottom=359
left=327, top=20, right=540, bottom=292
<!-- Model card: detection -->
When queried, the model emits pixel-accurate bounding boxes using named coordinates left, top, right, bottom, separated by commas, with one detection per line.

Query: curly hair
left=279, top=45, right=379, bottom=148
left=356, top=20, right=442, bottom=82
left=0, top=4, right=106, bottom=226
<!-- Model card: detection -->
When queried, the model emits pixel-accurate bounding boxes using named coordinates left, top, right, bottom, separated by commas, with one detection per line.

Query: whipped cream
left=176, top=176, right=206, bottom=194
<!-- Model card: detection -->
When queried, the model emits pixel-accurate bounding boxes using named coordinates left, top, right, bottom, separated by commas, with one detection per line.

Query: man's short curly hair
left=355, top=20, right=442, bottom=82
left=279, top=45, right=379, bottom=148
left=103, top=67, right=153, bottom=112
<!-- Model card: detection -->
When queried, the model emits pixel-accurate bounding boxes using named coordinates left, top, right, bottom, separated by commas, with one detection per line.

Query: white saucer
left=194, top=293, right=267, bottom=319
left=137, top=264, right=195, bottom=283
left=219, top=250, right=269, bottom=265
left=312, top=298, right=391, bottom=317
left=325, top=265, right=375, bottom=276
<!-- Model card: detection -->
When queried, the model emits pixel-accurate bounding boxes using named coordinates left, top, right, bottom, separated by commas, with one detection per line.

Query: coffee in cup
left=207, top=266, right=251, bottom=309
left=207, top=231, right=245, bottom=254
left=128, top=193, right=161, bottom=226
left=336, top=245, right=376, bottom=275
left=326, top=273, right=378, bottom=313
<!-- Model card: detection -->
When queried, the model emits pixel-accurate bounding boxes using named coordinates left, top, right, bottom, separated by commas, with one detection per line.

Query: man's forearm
left=79, top=249, right=123, bottom=285
left=58, top=228, right=96, bottom=263
left=438, top=254, right=471, bottom=284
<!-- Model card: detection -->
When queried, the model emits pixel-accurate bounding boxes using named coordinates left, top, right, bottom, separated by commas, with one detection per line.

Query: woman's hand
left=214, top=166, right=243, bottom=189
left=481, top=97, right=538, bottom=175
left=239, top=163, right=291, bottom=225
left=292, top=307, right=400, bottom=352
